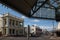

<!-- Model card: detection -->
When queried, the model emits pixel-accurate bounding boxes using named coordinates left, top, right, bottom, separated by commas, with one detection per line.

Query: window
left=9, top=19, right=11, bottom=25
left=12, top=20, right=14, bottom=26
left=12, top=29, right=15, bottom=34
left=32, top=29, right=34, bottom=31
left=16, top=21, right=18, bottom=26
left=9, top=29, right=11, bottom=34
left=4, top=29, right=6, bottom=34
left=19, top=30, right=23, bottom=33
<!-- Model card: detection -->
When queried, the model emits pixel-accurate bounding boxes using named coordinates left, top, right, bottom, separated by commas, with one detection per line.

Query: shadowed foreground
left=0, top=36, right=60, bottom=40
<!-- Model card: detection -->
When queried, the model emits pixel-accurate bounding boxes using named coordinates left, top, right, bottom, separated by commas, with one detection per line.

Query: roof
left=1, top=13, right=24, bottom=22
left=0, top=0, right=60, bottom=21
left=0, top=0, right=37, bottom=17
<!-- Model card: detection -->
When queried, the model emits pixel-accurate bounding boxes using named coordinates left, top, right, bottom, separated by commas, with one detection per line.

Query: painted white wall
left=30, top=26, right=36, bottom=33
left=0, top=17, right=3, bottom=31
left=57, top=22, right=60, bottom=30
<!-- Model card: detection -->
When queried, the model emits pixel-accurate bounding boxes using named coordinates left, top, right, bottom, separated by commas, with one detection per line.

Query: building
left=56, top=22, right=60, bottom=30
left=0, top=13, right=24, bottom=36
left=30, top=25, right=42, bottom=36
left=24, top=25, right=42, bottom=36
left=56, top=22, right=60, bottom=36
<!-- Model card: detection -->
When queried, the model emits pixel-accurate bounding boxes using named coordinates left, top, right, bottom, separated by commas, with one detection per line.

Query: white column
left=57, top=22, right=60, bottom=30
left=6, top=17, right=9, bottom=36
left=2, top=17, right=4, bottom=35
left=2, top=16, right=6, bottom=35
left=6, top=28, right=9, bottom=36
left=1, top=28, right=4, bottom=35
left=6, top=17, right=9, bottom=27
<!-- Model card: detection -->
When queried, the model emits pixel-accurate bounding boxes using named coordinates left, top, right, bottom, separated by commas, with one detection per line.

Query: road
left=0, top=36, right=60, bottom=40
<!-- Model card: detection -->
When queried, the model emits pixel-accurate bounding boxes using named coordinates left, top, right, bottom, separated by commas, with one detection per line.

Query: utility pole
left=52, top=21, right=54, bottom=36
left=27, top=25, right=30, bottom=40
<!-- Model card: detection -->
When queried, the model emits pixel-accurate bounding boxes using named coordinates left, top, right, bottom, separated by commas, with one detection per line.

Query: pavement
left=0, top=36, right=60, bottom=40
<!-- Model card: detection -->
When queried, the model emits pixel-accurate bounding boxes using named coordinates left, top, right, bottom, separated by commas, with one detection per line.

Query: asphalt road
left=0, top=36, right=60, bottom=40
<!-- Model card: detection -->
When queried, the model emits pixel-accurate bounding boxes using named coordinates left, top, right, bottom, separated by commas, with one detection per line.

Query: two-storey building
left=0, top=13, right=24, bottom=36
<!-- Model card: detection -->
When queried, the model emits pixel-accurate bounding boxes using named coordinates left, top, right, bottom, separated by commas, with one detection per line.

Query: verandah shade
left=0, top=0, right=37, bottom=17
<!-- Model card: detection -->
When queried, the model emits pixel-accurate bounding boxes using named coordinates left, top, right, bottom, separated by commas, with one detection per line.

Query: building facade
left=24, top=25, right=42, bottom=36
left=0, top=13, right=24, bottom=36
left=30, top=25, right=42, bottom=36
left=55, top=22, right=60, bottom=36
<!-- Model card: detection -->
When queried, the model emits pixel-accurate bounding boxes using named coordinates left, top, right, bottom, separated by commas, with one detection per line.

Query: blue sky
left=0, top=3, right=58, bottom=31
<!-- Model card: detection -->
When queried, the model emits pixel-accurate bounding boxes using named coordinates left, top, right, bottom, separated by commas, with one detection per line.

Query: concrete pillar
left=6, top=17, right=9, bottom=27
left=2, top=17, right=4, bottom=35
left=2, top=28, right=5, bottom=35
left=5, top=17, right=9, bottom=36
left=6, top=28, right=9, bottom=36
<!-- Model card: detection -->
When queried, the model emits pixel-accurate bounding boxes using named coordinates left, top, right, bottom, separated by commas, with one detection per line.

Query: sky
left=0, top=3, right=58, bottom=31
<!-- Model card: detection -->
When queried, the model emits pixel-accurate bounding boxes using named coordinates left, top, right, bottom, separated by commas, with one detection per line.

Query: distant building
left=24, top=25, right=42, bottom=36
left=42, top=29, right=50, bottom=35
left=56, top=22, right=60, bottom=36
left=0, top=13, right=24, bottom=36
left=27, top=25, right=42, bottom=36
left=56, top=22, right=60, bottom=30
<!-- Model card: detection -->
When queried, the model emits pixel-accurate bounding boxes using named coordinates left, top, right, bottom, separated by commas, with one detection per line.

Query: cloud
left=33, top=24, right=38, bottom=26
left=39, top=26, right=53, bottom=30
left=21, top=16, right=26, bottom=18
left=24, top=25, right=27, bottom=27
left=0, top=14, right=3, bottom=17
left=31, top=19, right=40, bottom=22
